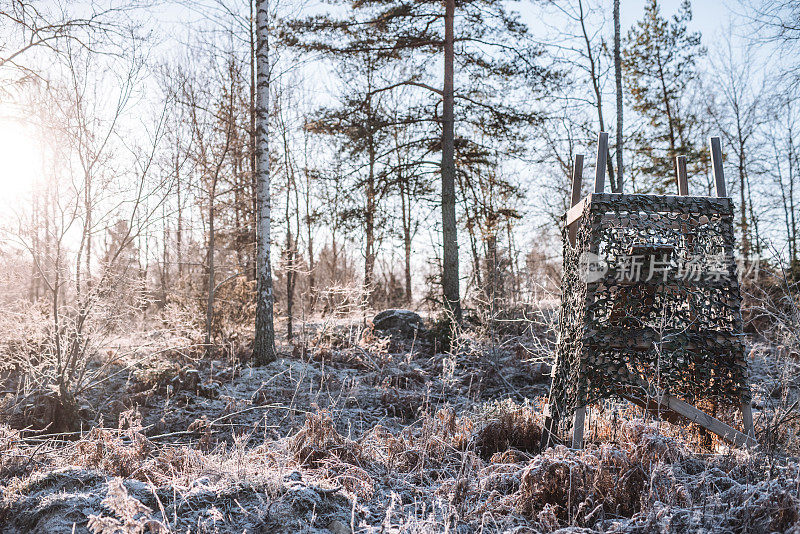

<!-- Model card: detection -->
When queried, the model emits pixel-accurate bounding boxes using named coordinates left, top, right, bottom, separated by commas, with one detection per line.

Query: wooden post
left=676, top=155, right=688, bottom=196
left=571, top=154, right=585, bottom=207
left=542, top=154, right=588, bottom=450
left=595, top=132, right=609, bottom=194
left=711, top=136, right=753, bottom=436
left=572, top=402, right=586, bottom=449
left=617, top=380, right=759, bottom=448
left=710, top=136, right=727, bottom=197
left=570, top=135, right=607, bottom=448
left=568, top=154, right=585, bottom=247
left=571, top=133, right=607, bottom=447
left=741, top=401, right=754, bottom=437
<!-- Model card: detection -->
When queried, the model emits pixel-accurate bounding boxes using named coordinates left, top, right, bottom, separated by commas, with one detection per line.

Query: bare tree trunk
left=777, top=144, right=793, bottom=262
left=441, top=0, right=461, bottom=321
left=467, top=220, right=482, bottom=290
left=789, top=121, right=798, bottom=271
left=249, top=0, right=258, bottom=282
left=614, top=0, right=624, bottom=192
left=303, top=133, right=316, bottom=311
left=30, top=191, right=39, bottom=301
left=176, top=151, right=183, bottom=281
left=253, top=0, right=277, bottom=365
left=365, top=135, right=376, bottom=302
left=205, top=185, right=216, bottom=351
left=486, top=232, right=499, bottom=309
left=282, top=112, right=296, bottom=340
left=286, top=224, right=294, bottom=340
left=364, top=90, right=377, bottom=303
left=161, top=212, right=168, bottom=307
left=578, top=0, right=616, bottom=189
left=737, top=132, right=750, bottom=259
left=400, top=179, right=413, bottom=303
left=657, top=54, right=678, bottom=162
left=84, top=175, right=92, bottom=284
left=506, top=218, right=519, bottom=305
left=233, top=124, right=246, bottom=273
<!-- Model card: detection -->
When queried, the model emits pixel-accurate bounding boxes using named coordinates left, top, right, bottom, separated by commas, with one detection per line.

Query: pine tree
left=623, top=0, right=705, bottom=192
left=302, top=34, right=395, bottom=303
left=284, top=0, right=553, bottom=319
left=614, top=0, right=624, bottom=192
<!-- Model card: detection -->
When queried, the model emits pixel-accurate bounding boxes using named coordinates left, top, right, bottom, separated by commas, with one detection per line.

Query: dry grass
left=1, top=315, right=800, bottom=533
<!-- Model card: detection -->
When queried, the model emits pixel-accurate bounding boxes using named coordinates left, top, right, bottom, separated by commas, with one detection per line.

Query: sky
left=0, top=0, right=788, bottom=296
left=0, top=0, right=778, bottom=234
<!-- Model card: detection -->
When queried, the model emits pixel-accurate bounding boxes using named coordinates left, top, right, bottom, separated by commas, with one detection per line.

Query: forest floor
left=1, top=313, right=800, bottom=533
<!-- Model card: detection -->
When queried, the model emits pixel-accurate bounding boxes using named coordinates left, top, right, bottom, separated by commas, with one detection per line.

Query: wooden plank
left=568, top=155, right=586, bottom=247
left=662, top=392, right=757, bottom=448
left=566, top=195, right=591, bottom=226
left=618, top=381, right=757, bottom=448
left=571, top=154, right=585, bottom=207
left=676, top=155, right=688, bottom=196
left=572, top=405, right=586, bottom=448
left=540, top=406, right=562, bottom=450
left=617, top=387, right=685, bottom=425
left=595, top=132, right=609, bottom=194
left=741, top=401, right=754, bottom=436
left=710, top=137, right=727, bottom=197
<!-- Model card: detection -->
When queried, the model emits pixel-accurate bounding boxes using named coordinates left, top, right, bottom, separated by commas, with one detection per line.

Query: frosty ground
left=1, top=314, right=799, bottom=533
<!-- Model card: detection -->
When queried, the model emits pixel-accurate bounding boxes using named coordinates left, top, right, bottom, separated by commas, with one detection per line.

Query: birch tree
left=253, top=0, right=276, bottom=365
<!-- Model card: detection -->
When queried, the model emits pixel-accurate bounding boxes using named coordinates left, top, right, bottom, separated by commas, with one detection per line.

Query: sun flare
left=0, top=117, right=41, bottom=204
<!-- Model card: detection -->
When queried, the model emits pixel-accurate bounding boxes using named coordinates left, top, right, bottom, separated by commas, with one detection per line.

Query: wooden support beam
left=572, top=405, right=586, bottom=448
left=618, top=381, right=758, bottom=449
left=710, top=137, right=727, bottom=197
left=661, top=392, right=756, bottom=448
left=676, top=155, right=688, bottom=196
left=540, top=404, right=562, bottom=451
left=741, top=401, right=754, bottom=437
left=568, top=155, right=585, bottom=246
left=571, top=154, right=585, bottom=207
left=595, top=132, right=609, bottom=194
left=566, top=195, right=591, bottom=227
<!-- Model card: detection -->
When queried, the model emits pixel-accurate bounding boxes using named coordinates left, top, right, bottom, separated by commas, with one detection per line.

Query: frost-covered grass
left=1, top=320, right=799, bottom=533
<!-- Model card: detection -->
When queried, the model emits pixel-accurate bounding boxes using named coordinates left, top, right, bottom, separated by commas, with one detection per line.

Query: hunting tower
left=542, top=133, right=756, bottom=449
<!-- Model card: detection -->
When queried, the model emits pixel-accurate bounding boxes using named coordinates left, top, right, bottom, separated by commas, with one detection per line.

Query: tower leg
left=540, top=402, right=559, bottom=450
left=572, top=405, right=586, bottom=449
left=740, top=400, right=754, bottom=439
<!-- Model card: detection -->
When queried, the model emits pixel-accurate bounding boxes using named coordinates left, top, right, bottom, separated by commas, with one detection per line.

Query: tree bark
left=364, top=94, right=376, bottom=302
left=176, top=149, right=183, bottom=281
left=400, top=178, right=413, bottom=302
left=737, top=124, right=750, bottom=258
left=282, top=113, right=296, bottom=341
left=253, top=0, right=277, bottom=365
left=303, top=133, right=316, bottom=310
left=441, top=0, right=461, bottom=322
left=249, top=0, right=258, bottom=282
left=578, top=0, right=615, bottom=189
left=205, top=179, right=216, bottom=352
left=614, top=0, right=624, bottom=193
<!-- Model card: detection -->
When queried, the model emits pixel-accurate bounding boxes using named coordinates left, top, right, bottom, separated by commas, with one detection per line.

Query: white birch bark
left=253, top=0, right=276, bottom=365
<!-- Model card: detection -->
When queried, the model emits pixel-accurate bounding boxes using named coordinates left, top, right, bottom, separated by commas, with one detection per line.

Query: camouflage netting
left=547, top=194, right=750, bottom=436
